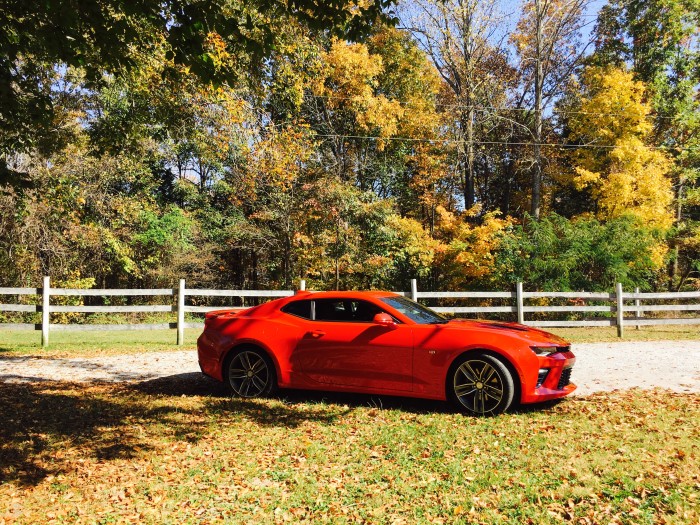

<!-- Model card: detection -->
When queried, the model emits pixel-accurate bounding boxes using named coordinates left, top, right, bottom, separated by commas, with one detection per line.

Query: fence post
left=410, top=279, right=418, bottom=302
left=616, top=282, right=624, bottom=338
left=177, top=278, right=185, bottom=346
left=635, top=286, right=641, bottom=330
left=299, top=279, right=306, bottom=291
left=516, top=282, right=524, bottom=324
left=41, top=276, right=50, bottom=347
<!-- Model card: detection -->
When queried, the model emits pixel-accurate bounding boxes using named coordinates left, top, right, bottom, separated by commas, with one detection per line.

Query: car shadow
left=133, top=372, right=456, bottom=416
left=1, top=372, right=572, bottom=488
left=132, top=372, right=230, bottom=397
left=133, top=372, right=572, bottom=417
left=276, top=388, right=454, bottom=415
left=510, top=398, right=567, bottom=414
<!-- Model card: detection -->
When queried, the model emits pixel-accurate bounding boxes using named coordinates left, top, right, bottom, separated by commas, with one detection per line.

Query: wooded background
left=1, top=0, right=698, bottom=294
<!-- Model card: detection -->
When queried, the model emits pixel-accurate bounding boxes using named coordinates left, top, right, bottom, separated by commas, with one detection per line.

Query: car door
left=293, top=298, right=414, bottom=392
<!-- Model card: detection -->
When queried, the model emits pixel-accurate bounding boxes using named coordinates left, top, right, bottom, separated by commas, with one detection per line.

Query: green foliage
left=0, top=0, right=396, bottom=161
left=494, top=214, right=665, bottom=291
left=132, top=207, right=197, bottom=278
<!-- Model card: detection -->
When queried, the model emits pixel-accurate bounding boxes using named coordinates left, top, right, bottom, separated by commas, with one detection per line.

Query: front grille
left=558, top=368, right=573, bottom=389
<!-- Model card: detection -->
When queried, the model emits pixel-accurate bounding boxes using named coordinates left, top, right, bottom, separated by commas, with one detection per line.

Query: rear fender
left=221, top=339, right=281, bottom=382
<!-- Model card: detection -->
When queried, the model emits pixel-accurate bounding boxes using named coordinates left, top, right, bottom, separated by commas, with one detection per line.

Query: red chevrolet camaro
left=197, top=291, right=576, bottom=416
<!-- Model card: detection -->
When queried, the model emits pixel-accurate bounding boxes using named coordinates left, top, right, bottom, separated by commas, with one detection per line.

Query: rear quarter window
left=281, top=300, right=312, bottom=320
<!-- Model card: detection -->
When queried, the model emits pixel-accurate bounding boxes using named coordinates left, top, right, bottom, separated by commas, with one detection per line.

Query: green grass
left=0, top=384, right=698, bottom=524
left=0, top=329, right=200, bottom=357
left=0, top=324, right=699, bottom=357
left=550, top=325, right=700, bottom=344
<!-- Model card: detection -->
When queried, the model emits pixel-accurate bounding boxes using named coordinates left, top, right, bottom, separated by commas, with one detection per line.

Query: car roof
left=289, top=290, right=401, bottom=300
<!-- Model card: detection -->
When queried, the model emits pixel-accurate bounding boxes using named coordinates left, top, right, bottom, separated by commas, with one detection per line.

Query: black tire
left=448, top=353, right=514, bottom=416
left=224, top=347, right=278, bottom=398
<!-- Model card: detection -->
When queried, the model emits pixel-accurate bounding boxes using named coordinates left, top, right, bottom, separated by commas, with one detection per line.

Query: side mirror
left=373, top=313, right=396, bottom=327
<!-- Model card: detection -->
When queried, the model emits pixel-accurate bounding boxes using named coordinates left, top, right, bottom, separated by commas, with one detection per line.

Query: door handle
left=309, top=330, right=325, bottom=338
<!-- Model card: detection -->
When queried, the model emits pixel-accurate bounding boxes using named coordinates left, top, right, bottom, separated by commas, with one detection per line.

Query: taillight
left=204, top=308, right=249, bottom=326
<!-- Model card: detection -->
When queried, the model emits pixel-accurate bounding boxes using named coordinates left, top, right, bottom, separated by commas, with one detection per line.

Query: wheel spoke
left=463, top=362, right=480, bottom=382
left=458, top=365, right=477, bottom=383
left=243, top=377, right=254, bottom=396
left=454, top=384, right=476, bottom=397
left=483, top=391, right=498, bottom=402
left=484, top=384, right=503, bottom=397
left=251, top=376, right=266, bottom=392
left=481, top=391, right=491, bottom=412
left=251, top=358, right=266, bottom=373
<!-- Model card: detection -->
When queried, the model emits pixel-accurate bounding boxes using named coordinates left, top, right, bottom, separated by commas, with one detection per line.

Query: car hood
left=445, top=319, right=570, bottom=346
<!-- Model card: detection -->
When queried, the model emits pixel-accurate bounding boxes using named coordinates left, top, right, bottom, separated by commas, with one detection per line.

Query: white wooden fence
left=1, top=277, right=699, bottom=346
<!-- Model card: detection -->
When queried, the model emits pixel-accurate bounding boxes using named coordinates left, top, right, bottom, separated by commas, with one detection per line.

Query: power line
left=309, top=94, right=684, bottom=120
left=312, top=132, right=698, bottom=152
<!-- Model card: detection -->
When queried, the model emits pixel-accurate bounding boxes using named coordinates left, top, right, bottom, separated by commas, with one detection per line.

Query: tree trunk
left=501, top=148, right=514, bottom=216
left=531, top=0, right=544, bottom=219
left=669, top=181, right=683, bottom=290
left=466, top=105, right=476, bottom=209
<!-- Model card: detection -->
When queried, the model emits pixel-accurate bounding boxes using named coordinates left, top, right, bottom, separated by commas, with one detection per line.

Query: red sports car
left=197, top=291, right=576, bottom=416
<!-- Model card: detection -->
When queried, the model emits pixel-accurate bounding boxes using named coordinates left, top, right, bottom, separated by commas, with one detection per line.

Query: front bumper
left=521, top=351, right=576, bottom=404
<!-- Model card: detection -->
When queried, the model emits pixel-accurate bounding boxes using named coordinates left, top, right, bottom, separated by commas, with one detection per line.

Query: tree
left=494, top=213, right=667, bottom=291
left=512, top=0, right=591, bottom=218
left=402, top=0, right=510, bottom=210
left=310, top=37, right=405, bottom=183
left=432, top=205, right=512, bottom=289
left=588, top=0, right=699, bottom=288
left=0, top=0, right=396, bottom=183
left=566, top=66, right=674, bottom=230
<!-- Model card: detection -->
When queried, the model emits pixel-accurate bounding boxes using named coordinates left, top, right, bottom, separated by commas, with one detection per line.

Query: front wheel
left=225, top=348, right=277, bottom=398
left=449, top=353, right=514, bottom=416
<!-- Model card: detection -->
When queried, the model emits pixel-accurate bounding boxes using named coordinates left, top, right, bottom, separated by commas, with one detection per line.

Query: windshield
left=380, top=295, right=447, bottom=324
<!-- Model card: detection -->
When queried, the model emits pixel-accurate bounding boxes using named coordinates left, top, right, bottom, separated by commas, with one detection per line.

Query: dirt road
left=1, top=341, right=699, bottom=396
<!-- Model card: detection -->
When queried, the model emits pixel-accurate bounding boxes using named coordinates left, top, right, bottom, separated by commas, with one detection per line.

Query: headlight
left=530, top=346, right=560, bottom=356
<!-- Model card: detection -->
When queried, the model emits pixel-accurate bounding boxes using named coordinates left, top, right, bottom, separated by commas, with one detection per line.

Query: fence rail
left=1, top=278, right=699, bottom=346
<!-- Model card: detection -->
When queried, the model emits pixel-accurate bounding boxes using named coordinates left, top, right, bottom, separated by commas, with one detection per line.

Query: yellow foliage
left=203, top=32, right=231, bottom=69
left=386, top=214, right=439, bottom=272
left=434, top=207, right=512, bottom=285
left=568, top=66, right=674, bottom=230
left=234, top=124, right=316, bottom=208
left=315, top=39, right=405, bottom=145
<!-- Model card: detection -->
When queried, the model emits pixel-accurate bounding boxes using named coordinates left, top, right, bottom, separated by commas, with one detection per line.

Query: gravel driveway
left=1, top=341, right=699, bottom=396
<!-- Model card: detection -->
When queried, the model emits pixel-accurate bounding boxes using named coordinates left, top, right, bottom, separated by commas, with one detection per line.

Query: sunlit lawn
left=0, top=383, right=698, bottom=524
left=551, top=324, right=700, bottom=344
left=0, top=329, right=200, bottom=357
left=2, top=325, right=699, bottom=523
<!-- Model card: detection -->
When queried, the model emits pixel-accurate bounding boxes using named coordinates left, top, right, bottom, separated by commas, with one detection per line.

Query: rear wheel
left=449, top=353, right=514, bottom=416
left=225, top=348, right=277, bottom=398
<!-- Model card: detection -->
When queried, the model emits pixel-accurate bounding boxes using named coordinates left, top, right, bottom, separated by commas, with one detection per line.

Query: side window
left=313, top=299, right=383, bottom=323
left=350, top=300, right=383, bottom=322
left=281, top=300, right=312, bottom=320
left=314, top=299, right=352, bottom=321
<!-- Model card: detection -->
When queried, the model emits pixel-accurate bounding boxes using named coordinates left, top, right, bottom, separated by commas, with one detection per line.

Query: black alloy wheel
left=226, top=348, right=277, bottom=398
left=449, top=353, right=514, bottom=416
